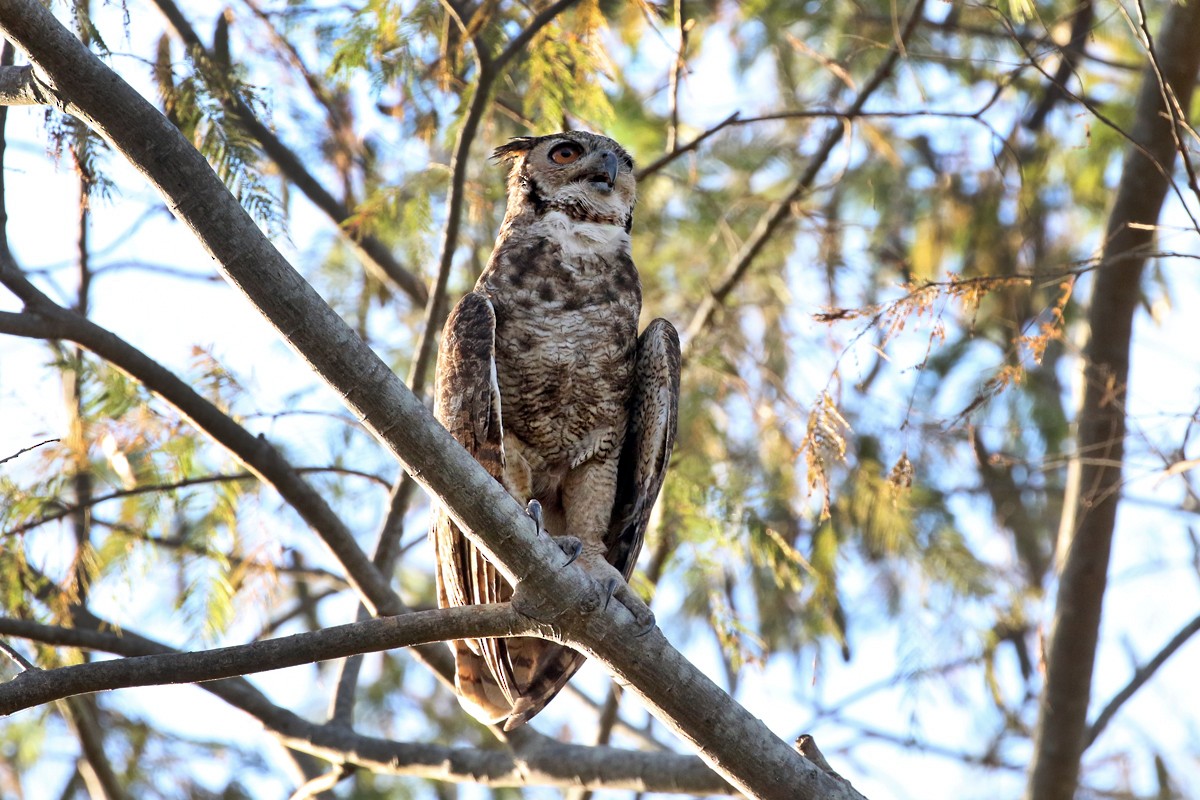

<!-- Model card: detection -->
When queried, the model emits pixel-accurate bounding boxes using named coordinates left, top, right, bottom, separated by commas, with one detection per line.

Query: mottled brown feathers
left=431, top=132, right=680, bottom=729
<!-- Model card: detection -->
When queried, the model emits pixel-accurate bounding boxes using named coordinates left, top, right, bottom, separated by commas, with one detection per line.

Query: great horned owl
left=430, top=132, right=681, bottom=729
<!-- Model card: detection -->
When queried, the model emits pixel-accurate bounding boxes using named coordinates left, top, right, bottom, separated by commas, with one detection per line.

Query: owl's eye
left=549, top=143, right=583, bottom=165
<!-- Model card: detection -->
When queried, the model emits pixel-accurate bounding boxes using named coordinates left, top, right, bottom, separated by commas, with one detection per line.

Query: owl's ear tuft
left=492, top=137, right=539, bottom=162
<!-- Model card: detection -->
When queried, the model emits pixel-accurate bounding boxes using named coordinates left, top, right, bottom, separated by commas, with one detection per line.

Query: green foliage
left=4, top=1, right=1197, bottom=797
left=153, top=35, right=283, bottom=234
left=523, top=0, right=615, bottom=130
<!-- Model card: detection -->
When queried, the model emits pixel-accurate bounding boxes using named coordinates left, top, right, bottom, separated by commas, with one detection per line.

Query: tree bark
left=1026, top=4, right=1200, bottom=799
left=0, top=3, right=865, bottom=797
left=0, top=615, right=733, bottom=795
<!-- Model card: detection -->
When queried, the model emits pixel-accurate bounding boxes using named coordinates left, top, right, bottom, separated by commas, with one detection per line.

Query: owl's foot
left=554, top=535, right=584, bottom=567
left=604, top=577, right=656, bottom=636
left=525, top=499, right=545, bottom=536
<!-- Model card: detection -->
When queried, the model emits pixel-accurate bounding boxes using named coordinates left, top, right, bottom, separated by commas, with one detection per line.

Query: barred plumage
left=430, top=132, right=680, bottom=729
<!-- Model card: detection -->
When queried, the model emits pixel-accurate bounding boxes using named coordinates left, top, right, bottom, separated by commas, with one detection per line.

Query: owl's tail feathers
left=451, top=636, right=587, bottom=729
left=501, top=639, right=586, bottom=730
left=452, top=640, right=517, bottom=726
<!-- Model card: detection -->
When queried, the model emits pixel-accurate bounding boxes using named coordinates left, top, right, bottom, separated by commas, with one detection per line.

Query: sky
left=3, top=2, right=1200, bottom=799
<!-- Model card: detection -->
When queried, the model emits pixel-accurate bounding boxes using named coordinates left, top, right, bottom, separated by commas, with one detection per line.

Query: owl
left=430, top=132, right=681, bottom=730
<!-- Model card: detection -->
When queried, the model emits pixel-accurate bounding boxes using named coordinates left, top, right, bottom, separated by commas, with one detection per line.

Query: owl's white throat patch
left=535, top=210, right=630, bottom=259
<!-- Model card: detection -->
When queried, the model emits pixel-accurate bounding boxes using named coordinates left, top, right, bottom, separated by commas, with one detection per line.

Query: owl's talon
left=555, top=535, right=583, bottom=567
left=525, top=499, right=544, bottom=536
left=603, top=578, right=618, bottom=611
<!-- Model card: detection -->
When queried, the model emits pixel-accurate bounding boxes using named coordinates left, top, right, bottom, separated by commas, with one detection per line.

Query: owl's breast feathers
left=480, top=215, right=641, bottom=471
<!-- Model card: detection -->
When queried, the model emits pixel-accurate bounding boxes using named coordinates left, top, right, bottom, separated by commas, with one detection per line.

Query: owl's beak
left=584, top=150, right=620, bottom=193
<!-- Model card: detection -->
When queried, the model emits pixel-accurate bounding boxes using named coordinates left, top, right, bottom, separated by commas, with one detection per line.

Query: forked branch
left=0, top=3, right=864, bottom=796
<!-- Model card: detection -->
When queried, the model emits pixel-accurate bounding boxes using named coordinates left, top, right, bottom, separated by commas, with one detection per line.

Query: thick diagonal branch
left=0, top=5, right=863, bottom=797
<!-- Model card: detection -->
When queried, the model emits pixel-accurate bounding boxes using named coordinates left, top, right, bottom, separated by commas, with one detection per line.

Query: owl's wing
left=605, top=318, right=682, bottom=577
left=431, top=291, right=524, bottom=723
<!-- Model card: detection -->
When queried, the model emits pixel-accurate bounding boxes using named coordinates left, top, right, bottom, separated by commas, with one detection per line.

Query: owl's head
left=492, top=132, right=636, bottom=230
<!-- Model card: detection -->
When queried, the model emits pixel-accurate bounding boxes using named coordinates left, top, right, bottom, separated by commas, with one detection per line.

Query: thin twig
left=0, top=437, right=60, bottom=466
left=3, top=465, right=391, bottom=538
left=495, top=0, right=582, bottom=70
left=287, top=767, right=350, bottom=800
left=150, top=0, right=428, bottom=304
left=680, top=0, right=930, bottom=357
left=636, top=112, right=739, bottom=181
left=64, top=696, right=131, bottom=800
left=0, top=639, right=38, bottom=672
left=665, top=0, right=687, bottom=154
left=1001, top=8, right=1200, bottom=236
left=1126, top=0, right=1200, bottom=221
left=1084, top=612, right=1200, bottom=748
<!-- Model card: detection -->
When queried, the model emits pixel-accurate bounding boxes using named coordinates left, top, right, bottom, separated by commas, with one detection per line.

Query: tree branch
left=149, top=0, right=428, bottom=306
left=63, top=697, right=131, bottom=800
left=0, top=5, right=864, bottom=796
left=1084, top=612, right=1200, bottom=749
left=0, top=436, right=59, bottom=465
left=494, top=0, right=582, bottom=70
left=1025, top=2, right=1200, bottom=798
left=636, top=111, right=740, bottom=181
left=0, top=614, right=732, bottom=794
left=0, top=605, right=528, bottom=715
left=679, top=0, right=928, bottom=357
left=2, top=467, right=373, bottom=541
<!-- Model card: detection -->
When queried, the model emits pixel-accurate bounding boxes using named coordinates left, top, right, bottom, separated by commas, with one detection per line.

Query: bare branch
left=1025, top=0, right=1095, bottom=131
left=0, top=437, right=59, bottom=465
left=665, top=0, right=688, bottom=153
left=636, top=112, right=739, bottom=181
left=0, top=614, right=731, bottom=795
left=0, top=605, right=527, bottom=715
left=1002, top=9, right=1200, bottom=236
left=287, top=767, right=348, bottom=800
left=1084, top=612, right=1200, bottom=749
left=3, top=467, right=386, bottom=539
left=679, top=0, right=929, bottom=357
left=149, top=0, right=428, bottom=305
left=0, top=640, right=37, bottom=672
left=63, top=697, right=131, bottom=800
left=1026, top=2, right=1200, bottom=798
left=494, top=0, right=582, bottom=70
